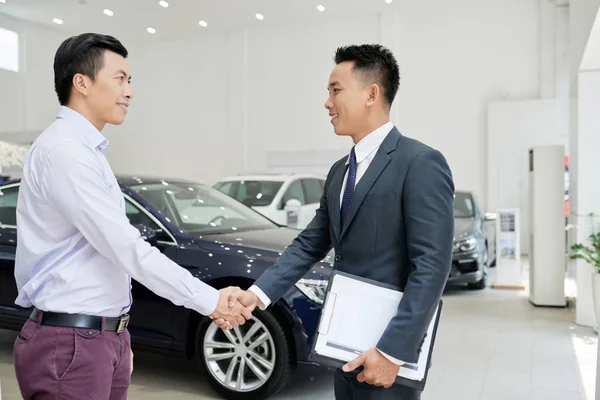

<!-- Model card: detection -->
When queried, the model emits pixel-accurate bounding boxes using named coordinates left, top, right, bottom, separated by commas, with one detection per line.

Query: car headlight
left=453, top=237, right=477, bottom=252
left=295, top=279, right=328, bottom=305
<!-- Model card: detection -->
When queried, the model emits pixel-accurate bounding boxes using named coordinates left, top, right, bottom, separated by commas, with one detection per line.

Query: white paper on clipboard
left=313, top=273, right=439, bottom=382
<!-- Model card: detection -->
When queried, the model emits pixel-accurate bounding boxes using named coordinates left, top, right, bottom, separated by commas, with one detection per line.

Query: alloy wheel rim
left=203, top=317, right=276, bottom=392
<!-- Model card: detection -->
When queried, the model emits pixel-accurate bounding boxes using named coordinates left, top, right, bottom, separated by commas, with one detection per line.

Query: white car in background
left=213, top=173, right=326, bottom=229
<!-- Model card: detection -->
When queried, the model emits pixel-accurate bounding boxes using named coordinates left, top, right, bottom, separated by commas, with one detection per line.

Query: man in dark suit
left=216, top=44, right=454, bottom=400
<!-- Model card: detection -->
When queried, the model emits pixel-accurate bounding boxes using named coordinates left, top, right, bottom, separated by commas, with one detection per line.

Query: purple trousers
left=13, top=315, right=131, bottom=400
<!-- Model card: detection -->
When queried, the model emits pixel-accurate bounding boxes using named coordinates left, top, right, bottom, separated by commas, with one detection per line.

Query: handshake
left=209, top=286, right=263, bottom=330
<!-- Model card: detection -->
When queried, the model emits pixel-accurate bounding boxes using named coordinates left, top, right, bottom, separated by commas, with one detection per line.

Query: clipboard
left=308, top=270, right=443, bottom=391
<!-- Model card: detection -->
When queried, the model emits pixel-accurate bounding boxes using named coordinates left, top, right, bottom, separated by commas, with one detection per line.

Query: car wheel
left=468, top=247, right=488, bottom=290
left=196, top=309, right=294, bottom=400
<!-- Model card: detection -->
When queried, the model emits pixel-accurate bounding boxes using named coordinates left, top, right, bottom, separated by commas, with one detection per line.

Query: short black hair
left=54, top=33, right=128, bottom=105
left=334, top=44, right=400, bottom=108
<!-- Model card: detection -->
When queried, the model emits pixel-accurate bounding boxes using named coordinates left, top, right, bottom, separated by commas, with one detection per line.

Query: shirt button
left=335, top=254, right=342, bottom=262
left=86, top=331, right=93, bottom=336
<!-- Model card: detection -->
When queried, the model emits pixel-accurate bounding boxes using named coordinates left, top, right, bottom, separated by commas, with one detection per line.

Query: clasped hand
left=209, top=287, right=258, bottom=330
left=343, top=348, right=401, bottom=388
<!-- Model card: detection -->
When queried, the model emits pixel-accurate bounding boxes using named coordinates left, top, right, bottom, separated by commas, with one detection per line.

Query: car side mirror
left=484, top=212, right=497, bottom=221
left=284, top=199, right=302, bottom=228
left=135, top=224, right=157, bottom=245
left=284, top=198, right=302, bottom=210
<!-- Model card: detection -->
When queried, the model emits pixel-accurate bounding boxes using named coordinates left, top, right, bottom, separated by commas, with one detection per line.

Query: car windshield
left=454, top=192, right=474, bottom=218
left=130, top=182, right=278, bottom=235
left=213, top=180, right=284, bottom=207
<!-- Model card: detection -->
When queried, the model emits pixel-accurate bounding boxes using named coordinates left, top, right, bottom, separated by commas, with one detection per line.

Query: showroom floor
left=0, top=263, right=596, bottom=400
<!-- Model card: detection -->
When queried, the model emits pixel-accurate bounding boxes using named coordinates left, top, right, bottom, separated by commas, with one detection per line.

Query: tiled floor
left=0, top=264, right=597, bottom=400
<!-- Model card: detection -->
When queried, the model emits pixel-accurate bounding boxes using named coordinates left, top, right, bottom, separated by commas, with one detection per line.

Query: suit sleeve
left=252, top=162, right=339, bottom=304
left=376, top=148, right=454, bottom=363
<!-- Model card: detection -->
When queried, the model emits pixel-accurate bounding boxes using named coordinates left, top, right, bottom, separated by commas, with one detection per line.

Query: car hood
left=198, top=227, right=334, bottom=276
left=454, top=218, right=479, bottom=239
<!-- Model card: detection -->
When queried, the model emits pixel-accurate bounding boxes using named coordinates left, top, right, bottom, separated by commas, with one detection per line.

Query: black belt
left=30, top=308, right=130, bottom=333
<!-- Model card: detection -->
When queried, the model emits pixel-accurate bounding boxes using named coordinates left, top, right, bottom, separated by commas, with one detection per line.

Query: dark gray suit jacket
left=254, top=127, right=454, bottom=363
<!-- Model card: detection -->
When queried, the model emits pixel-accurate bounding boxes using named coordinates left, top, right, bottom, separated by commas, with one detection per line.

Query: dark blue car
left=0, top=176, right=332, bottom=399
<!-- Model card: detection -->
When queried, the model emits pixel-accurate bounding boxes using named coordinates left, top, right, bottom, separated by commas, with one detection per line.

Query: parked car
left=449, top=190, right=497, bottom=290
left=0, top=176, right=332, bottom=400
left=213, top=174, right=326, bottom=229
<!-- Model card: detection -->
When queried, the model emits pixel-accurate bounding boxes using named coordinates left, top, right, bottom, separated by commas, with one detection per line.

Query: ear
left=72, top=73, right=91, bottom=97
left=366, top=83, right=380, bottom=107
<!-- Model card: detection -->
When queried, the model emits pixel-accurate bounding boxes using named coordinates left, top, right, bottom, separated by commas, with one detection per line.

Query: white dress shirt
left=14, top=106, right=219, bottom=317
left=249, top=121, right=406, bottom=365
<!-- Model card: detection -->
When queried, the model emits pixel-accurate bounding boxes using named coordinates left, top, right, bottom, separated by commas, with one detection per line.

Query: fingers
left=356, top=370, right=367, bottom=383
left=227, top=288, right=249, bottom=307
left=342, top=352, right=366, bottom=372
left=241, top=306, right=253, bottom=320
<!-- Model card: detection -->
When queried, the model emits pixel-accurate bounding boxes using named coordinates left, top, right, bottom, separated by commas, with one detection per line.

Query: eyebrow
left=116, top=70, right=131, bottom=80
left=328, top=81, right=339, bottom=90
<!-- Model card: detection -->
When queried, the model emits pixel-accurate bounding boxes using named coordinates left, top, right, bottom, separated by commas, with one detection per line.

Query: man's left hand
left=342, top=348, right=400, bottom=388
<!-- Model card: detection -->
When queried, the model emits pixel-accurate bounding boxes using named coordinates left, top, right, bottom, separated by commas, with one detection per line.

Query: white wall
left=105, top=0, right=541, bottom=196
left=1, top=1, right=544, bottom=205
left=0, top=13, right=68, bottom=142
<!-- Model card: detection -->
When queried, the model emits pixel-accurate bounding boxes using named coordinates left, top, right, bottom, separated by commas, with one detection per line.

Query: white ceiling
left=0, top=0, right=410, bottom=42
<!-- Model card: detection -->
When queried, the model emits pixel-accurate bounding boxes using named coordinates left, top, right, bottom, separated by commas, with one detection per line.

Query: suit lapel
left=329, top=160, right=346, bottom=240
left=339, top=127, right=401, bottom=240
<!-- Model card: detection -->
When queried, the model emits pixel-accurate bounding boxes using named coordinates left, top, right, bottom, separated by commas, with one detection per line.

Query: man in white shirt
left=12, top=33, right=250, bottom=400
left=221, top=44, right=455, bottom=400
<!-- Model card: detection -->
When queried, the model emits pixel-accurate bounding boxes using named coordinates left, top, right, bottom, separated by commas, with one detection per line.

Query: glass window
left=0, top=27, right=19, bottom=72
left=213, top=181, right=236, bottom=197
left=454, top=192, right=474, bottom=218
left=302, top=179, right=323, bottom=204
left=131, top=182, right=276, bottom=235
left=236, top=181, right=282, bottom=207
left=0, top=185, right=18, bottom=226
left=125, top=199, right=160, bottom=229
left=214, top=180, right=283, bottom=207
left=280, top=180, right=305, bottom=208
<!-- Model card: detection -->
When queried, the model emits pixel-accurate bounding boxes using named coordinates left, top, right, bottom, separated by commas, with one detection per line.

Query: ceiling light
left=147, top=27, right=156, bottom=34
left=159, top=0, right=169, bottom=7
left=199, top=20, right=208, bottom=27
left=53, top=18, right=63, bottom=25
left=0, top=0, right=6, bottom=4
left=317, top=5, right=325, bottom=12
left=255, top=13, right=264, bottom=20
left=103, top=9, right=114, bottom=16
left=385, top=0, right=393, bottom=3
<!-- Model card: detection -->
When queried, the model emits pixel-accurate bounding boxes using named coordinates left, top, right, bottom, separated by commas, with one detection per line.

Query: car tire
left=468, top=274, right=486, bottom=290
left=195, top=308, right=294, bottom=400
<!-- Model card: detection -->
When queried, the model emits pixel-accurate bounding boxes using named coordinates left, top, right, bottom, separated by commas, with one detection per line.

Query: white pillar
left=226, top=29, right=250, bottom=175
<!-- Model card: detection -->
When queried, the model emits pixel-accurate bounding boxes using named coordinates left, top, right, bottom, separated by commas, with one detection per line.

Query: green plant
left=570, top=212, right=600, bottom=274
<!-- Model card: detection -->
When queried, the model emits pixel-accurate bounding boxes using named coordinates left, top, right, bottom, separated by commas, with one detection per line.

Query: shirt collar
left=346, top=121, right=394, bottom=165
left=57, top=106, right=109, bottom=151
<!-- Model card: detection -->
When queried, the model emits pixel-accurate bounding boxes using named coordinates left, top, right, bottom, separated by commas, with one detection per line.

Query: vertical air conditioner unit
left=528, top=145, right=566, bottom=307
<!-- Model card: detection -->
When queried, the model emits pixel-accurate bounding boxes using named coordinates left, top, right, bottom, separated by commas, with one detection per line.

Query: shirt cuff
left=376, top=348, right=406, bottom=366
left=248, top=285, right=270, bottom=310
left=202, top=286, right=221, bottom=316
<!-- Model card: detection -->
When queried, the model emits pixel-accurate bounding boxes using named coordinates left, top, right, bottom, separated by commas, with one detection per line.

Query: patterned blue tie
left=341, top=146, right=357, bottom=230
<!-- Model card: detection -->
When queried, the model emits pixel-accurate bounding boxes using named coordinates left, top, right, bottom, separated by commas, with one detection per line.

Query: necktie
left=341, top=146, right=357, bottom=230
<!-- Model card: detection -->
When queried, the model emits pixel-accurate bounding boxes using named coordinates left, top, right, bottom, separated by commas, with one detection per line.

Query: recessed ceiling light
left=385, top=0, right=392, bottom=3
left=103, top=9, right=114, bottom=16
left=199, top=20, right=208, bottom=27
left=159, top=0, right=169, bottom=7
left=255, top=13, right=264, bottom=20
left=53, top=18, right=63, bottom=25
left=147, top=27, right=156, bottom=34
left=317, top=5, right=325, bottom=12
left=0, top=0, right=6, bottom=4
